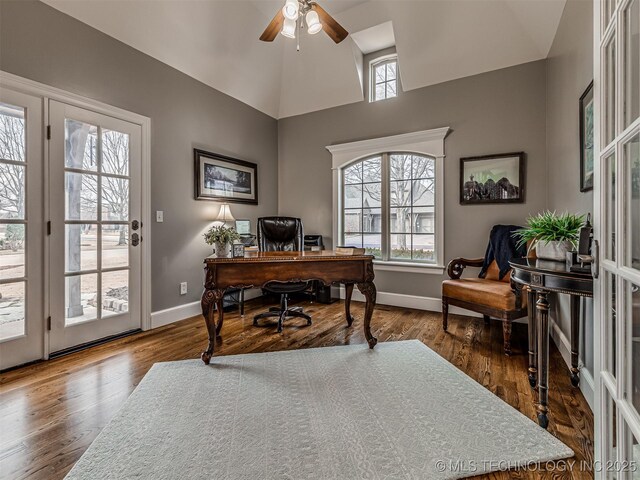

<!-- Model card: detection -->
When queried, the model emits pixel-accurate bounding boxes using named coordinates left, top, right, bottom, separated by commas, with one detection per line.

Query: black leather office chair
left=253, top=217, right=312, bottom=333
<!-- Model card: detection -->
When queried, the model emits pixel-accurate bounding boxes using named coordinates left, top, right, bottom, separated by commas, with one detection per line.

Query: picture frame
left=579, top=81, right=594, bottom=192
left=232, top=243, right=245, bottom=258
left=460, top=152, right=525, bottom=205
left=194, top=149, right=258, bottom=204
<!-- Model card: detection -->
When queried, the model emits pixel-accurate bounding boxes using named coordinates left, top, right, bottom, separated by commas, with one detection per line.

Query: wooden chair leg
left=442, top=299, right=449, bottom=331
left=483, top=315, right=490, bottom=325
left=502, top=320, right=512, bottom=356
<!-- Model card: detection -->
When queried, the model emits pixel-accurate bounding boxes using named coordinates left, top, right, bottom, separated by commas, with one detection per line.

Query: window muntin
left=370, top=57, right=398, bottom=102
left=341, top=153, right=436, bottom=263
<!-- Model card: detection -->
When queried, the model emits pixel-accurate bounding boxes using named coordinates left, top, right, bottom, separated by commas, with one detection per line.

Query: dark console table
left=509, top=258, right=593, bottom=429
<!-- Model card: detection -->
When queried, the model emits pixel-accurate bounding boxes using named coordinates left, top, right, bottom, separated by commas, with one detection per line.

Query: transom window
left=342, top=153, right=436, bottom=263
left=370, top=56, right=398, bottom=102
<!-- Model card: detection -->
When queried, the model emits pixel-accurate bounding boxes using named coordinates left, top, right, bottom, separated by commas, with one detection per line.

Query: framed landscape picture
left=460, top=152, right=525, bottom=204
left=579, top=81, right=594, bottom=192
left=194, top=149, right=258, bottom=204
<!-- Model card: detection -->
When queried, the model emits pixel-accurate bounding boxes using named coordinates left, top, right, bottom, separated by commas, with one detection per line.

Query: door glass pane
left=102, top=270, right=128, bottom=318
left=102, top=225, right=129, bottom=269
left=0, top=281, right=25, bottom=340
left=605, top=272, right=617, bottom=378
left=65, top=273, right=98, bottom=325
left=626, top=134, right=640, bottom=271
left=0, top=103, right=25, bottom=162
left=65, top=120, right=97, bottom=171
left=65, top=172, right=98, bottom=221
left=624, top=0, right=640, bottom=128
left=605, top=152, right=617, bottom=261
left=604, top=390, right=618, bottom=480
left=101, top=176, right=129, bottom=221
left=630, top=281, right=640, bottom=413
left=604, top=35, right=617, bottom=146
left=65, top=224, right=97, bottom=273
left=0, top=224, right=25, bottom=280
left=101, top=129, right=129, bottom=176
left=0, top=163, right=25, bottom=220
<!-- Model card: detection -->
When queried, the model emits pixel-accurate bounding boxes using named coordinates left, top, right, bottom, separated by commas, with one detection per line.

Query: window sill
left=372, top=260, right=444, bottom=275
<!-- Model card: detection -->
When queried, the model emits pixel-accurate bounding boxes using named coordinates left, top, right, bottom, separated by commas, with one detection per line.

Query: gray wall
left=0, top=0, right=279, bottom=312
left=545, top=0, right=595, bottom=379
left=278, top=60, right=548, bottom=298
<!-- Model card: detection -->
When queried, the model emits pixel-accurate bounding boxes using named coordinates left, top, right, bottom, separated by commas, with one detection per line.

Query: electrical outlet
left=180, top=282, right=187, bottom=295
left=156, top=211, right=164, bottom=223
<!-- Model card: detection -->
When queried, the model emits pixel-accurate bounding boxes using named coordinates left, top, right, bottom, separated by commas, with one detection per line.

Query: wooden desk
left=200, top=251, right=377, bottom=364
left=509, top=258, right=593, bottom=429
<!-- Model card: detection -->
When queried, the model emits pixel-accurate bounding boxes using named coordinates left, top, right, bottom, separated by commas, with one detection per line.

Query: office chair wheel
left=307, top=318, right=312, bottom=326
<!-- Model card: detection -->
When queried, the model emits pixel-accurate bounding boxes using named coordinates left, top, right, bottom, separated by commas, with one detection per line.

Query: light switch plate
left=180, top=282, right=187, bottom=295
left=156, top=211, right=164, bottom=223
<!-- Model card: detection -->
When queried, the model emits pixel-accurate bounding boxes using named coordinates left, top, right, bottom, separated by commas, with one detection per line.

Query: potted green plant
left=203, top=225, right=241, bottom=258
left=514, top=211, right=585, bottom=262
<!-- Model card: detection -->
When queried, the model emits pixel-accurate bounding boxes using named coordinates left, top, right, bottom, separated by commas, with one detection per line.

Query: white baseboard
left=549, top=318, right=594, bottom=409
left=338, top=287, right=482, bottom=318
left=150, top=289, right=262, bottom=329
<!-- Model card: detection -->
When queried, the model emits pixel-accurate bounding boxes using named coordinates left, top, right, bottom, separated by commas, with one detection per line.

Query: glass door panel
left=625, top=133, right=640, bottom=271
left=605, top=152, right=617, bottom=261
left=0, top=91, right=44, bottom=369
left=0, top=104, right=28, bottom=341
left=49, top=101, right=141, bottom=353
left=623, top=0, right=640, bottom=128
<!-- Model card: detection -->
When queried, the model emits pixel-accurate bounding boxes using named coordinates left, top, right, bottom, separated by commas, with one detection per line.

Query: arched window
left=342, top=152, right=436, bottom=263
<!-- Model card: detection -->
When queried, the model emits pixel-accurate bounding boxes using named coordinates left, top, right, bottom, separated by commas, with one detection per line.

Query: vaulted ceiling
left=42, top=0, right=567, bottom=119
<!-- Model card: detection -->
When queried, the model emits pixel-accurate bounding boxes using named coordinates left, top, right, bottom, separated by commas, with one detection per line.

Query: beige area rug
left=65, top=340, right=573, bottom=479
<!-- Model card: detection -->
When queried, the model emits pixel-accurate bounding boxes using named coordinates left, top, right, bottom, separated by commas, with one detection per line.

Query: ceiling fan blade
left=260, top=9, right=285, bottom=42
left=312, top=3, right=348, bottom=44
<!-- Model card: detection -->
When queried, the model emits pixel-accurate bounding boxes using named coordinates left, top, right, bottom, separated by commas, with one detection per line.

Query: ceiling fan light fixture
left=282, top=0, right=299, bottom=20
left=281, top=17, right=296, bottom=38
left=306, top=10, right=322, bottom=34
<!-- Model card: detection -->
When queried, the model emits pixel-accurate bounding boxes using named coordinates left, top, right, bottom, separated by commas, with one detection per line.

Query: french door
left=0, top=89, right=44, bottom=370
left=48, top=101, right=142, bottom=353
left=595, top=0, right=640, bottom=477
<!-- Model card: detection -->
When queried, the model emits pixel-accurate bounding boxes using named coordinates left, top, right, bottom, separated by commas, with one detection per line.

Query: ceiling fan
left=259, top=0, right=349, bottom=45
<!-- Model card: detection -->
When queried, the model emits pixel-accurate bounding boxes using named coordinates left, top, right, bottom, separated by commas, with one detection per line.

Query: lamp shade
left=281, top=17, right=296, bottom=38
left=215, top=204, right=235, bottom=223
left=306, top=10, right=322, bottom=34
left=282, top=0, right=299, bottom=20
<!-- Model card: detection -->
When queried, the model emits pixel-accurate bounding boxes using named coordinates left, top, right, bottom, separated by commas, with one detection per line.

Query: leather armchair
left=253, top=217, right=312, bottom=333
left=441, top=257, right=528, bottom=355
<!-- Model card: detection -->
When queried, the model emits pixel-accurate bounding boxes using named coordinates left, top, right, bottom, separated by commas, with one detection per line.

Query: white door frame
left=0, top=71, right=152, bottom=360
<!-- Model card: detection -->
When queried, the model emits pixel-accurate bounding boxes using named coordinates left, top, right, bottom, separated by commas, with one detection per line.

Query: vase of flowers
left=514, top=211, right=585, bottom=262
left=203, top=225, right=241, bottom=258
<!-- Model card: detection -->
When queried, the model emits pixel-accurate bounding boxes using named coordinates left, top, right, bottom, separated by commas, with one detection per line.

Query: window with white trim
left=370, top=56, right=398, bottom=102
left=329, top=128, right=449, bottom=271
left=342, top=152, right=436, bottom=263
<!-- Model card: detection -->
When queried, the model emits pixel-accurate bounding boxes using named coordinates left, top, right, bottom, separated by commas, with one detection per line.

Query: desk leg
left=200, top=288, right=225, bottom=365
left=570, top=295, right=580, bottom=387
left=356, top=281, right=377, bottom=349
left=344, top=283, right=355, bottom=327
left=240, top=288, right=245, bottom=318
left=536, top=290, right=550, bottom=429
left=527, top=287, right=538, bottom=388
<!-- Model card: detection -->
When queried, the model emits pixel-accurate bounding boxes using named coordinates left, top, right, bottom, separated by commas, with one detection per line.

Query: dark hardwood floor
left=0, top=299, right=594, bottom=480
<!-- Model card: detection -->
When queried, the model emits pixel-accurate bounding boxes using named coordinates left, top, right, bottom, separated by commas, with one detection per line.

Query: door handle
left=132, top=220, right=140, bottom=231
left=591, top=240, right=599, bottom=279
left=132, top=233, right=140, bottom=247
